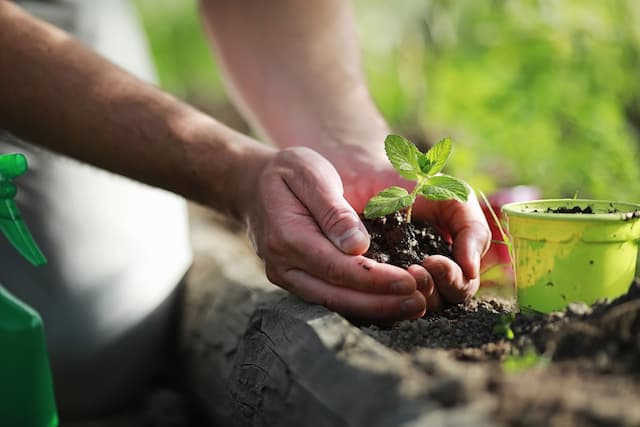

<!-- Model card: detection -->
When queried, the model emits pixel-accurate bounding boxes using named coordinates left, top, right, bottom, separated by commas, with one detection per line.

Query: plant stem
left=405, top=178, right=425, bottom=223
left=406, top=205, right=413, bottom=224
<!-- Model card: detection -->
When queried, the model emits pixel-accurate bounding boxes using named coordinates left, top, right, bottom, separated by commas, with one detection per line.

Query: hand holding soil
left=411, top=192, right=491, bottom=310
left=358, top=135, right=491, bottom=313
left=245, top=147, right=427, bottom=323
left=364, top=198, right=490, bottom=312
left=245, top=135, right=489, bottom=324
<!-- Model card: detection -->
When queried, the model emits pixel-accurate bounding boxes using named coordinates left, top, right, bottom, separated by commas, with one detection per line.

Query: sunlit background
left=134, top=0, right=640, bottom=202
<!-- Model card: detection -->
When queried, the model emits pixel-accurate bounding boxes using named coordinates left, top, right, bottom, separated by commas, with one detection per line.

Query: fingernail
left=338, top=227, right=368, bottom=253
left=391, top=281, right=414, bottom=294
left=418, top=276, right=434, bottom=296
left=472, top=249, right=482, bottom=276
left=401, top=297, right=422, bottom=315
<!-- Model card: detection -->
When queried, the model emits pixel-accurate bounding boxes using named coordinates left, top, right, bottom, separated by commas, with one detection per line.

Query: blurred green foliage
left=134, top=0, right=640, bottom=201
left=133, top=0, right=226, bottom=101
left=358, top=0, right=640, bottom=199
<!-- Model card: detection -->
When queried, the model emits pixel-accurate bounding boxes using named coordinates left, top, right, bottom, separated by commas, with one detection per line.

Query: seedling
left=364, top=135, right=470, bottom=223
left=502, top=349, right=549, bottom=373
left=493, top=312, right=516, bottom=340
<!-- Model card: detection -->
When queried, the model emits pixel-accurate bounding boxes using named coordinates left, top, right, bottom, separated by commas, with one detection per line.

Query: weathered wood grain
left=181, top=209, right=496, bottom=427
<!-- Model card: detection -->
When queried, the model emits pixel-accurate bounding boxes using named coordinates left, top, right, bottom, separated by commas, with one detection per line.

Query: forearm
left=0, top=1, right=271, bottom=219
left=199, top=0, right=389, bottom=162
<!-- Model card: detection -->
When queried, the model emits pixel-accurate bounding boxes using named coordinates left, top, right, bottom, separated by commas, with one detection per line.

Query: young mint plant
left=364, top=135, right=470, bottom=223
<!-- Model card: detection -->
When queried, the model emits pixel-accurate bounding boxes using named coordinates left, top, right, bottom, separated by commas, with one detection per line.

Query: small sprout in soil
left=493, top=312, right=516, bottom=341
left=364, top=135, right=470, bottom=223
left=502, top=349, right=549, bottom=373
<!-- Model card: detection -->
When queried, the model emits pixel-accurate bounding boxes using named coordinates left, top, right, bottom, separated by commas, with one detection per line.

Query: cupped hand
left=243, top=147, right=427, bottom=322
left=325, top=144, right=492, bottom=312
left=416, top=192, right=491, bottom=310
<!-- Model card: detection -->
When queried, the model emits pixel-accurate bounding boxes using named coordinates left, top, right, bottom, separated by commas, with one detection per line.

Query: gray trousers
left=2, top=1, right=193, bottom=417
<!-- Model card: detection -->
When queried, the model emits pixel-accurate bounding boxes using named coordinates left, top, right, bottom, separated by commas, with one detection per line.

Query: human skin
left=200, top=0, right=491, bottom=312
left=0, top=0, right=490, bottom=321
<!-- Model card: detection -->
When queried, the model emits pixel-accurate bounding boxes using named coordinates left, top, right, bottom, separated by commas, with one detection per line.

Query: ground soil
left=359, top=210, right=640, bottom=426
left=125, top=208, right=640, bottom=427
left=360, top=283, right=640, bottom=426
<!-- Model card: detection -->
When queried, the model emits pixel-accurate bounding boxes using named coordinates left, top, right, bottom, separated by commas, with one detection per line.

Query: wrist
left=177, top=112, right=276, bottom=221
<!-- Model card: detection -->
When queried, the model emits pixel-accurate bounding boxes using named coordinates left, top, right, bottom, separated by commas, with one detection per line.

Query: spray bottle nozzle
left=0, top=153, right=46, bottom=266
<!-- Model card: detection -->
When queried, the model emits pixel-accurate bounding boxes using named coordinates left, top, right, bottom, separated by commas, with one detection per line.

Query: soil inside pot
left=531, top=204, right=640, bottom=218
left=361, top=211, right=452, bottom=269
left=543, top=205, right=594, bottom=214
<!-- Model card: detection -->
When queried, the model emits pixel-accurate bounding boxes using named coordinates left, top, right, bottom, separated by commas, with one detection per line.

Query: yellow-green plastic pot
left=501, top=199, right=640, bottom=313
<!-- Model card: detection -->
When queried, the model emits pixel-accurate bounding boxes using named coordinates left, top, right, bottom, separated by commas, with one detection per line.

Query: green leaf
left=423, top=137, right=453, bottom=175
left=384, top=134, right=422, bottom=180
left=418, top=156, right=433, bottom=175
left=418, top=175, right=470, bottom=202
left=364, top=186, right=414, bottom=218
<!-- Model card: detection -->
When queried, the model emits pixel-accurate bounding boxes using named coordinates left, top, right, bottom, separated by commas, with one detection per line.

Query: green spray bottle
left=0, top=153, right=58, bottom=426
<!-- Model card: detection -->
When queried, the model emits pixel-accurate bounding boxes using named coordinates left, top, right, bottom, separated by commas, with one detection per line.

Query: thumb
left=283, top=148, right=370, bottom=255
left=453, top=222, right=491, bottom=280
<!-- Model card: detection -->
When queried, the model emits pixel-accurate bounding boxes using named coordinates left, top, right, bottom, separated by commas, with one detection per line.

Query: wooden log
left=181, top=210, right=497, bottom=427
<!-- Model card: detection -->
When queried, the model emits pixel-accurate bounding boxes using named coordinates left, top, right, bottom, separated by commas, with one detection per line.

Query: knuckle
left=278, top=146, right=317, bottom=166
left=461, top=278, right=480, bottom=300
left=323, top=258, right=346, bottom=286
left=264, top=265, right=282, bottom=286
left=319, top=292, right=342, bottom=313
left=370, top=300, right=393, bottom=318
left=263, top=227, right=290, bottom=256
left=320, top=205, right=357, bottom=235
left=431, top=263, right=455, bottom=285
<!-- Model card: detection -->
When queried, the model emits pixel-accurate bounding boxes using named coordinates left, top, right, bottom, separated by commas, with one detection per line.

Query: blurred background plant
left=134, top=0, right=640, bottom=201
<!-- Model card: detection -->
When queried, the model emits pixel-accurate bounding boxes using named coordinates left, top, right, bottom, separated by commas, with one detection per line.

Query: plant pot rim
left=502, top=199, right=640, bottom=223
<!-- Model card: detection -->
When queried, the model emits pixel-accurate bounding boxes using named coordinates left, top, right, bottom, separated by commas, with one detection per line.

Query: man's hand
left=411, top=192, right=492, bottom=311
left=243, top=147, right=427, bottom=322
left=200, top=0, right=490, bottom=315
left=325, top=143, right=492, bottom=313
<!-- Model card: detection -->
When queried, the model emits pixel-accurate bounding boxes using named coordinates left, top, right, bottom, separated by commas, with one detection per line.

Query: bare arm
left=199, top=0, right=389, bottom=170
left=0, top=0, right=425, bottom=322
left=200, top=0, right=491, bottom=310
left=0, top=0, right=271, bottom=220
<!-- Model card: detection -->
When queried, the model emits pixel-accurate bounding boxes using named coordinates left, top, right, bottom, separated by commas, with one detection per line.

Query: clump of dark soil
left=530, top=205, right=594, bottom=214
left=361, top=211, right=451, bottom=268
left=532, top=205, right=640, bottom=219
left=545, top=205, right=593, bottom=214
left=361, top=280, right=640, bottom=426
left=363, top=280, right=640, bottom=369
left=363, top=296, right=515, bottom=359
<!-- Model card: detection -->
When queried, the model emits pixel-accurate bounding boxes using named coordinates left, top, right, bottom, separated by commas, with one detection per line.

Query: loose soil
left=530, top=204, right=640, bottom=218
left=361, top=212, right=452, bottom=268
left=360, top=283, right=640, bottom=426
left=543, top=205, right=594, bottom=214
left=165, top=207, right=640, bottom=427
left=358, top=211, right=640, bottom=426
